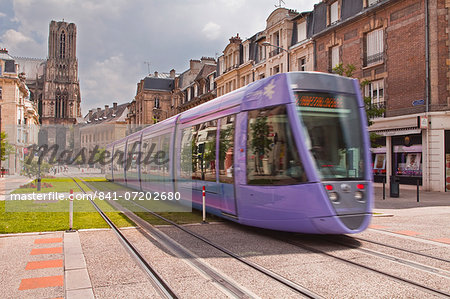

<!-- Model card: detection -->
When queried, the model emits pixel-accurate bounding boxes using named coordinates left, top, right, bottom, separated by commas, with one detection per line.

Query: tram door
left=217, top=115, right=237, bottom=215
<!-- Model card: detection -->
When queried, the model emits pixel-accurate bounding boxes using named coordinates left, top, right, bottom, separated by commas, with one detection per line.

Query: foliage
left=332, top=63, right=385, bottom=146
left=0, top=132, right=15, bottom=162
left=21, top=157, right=52, bottom=178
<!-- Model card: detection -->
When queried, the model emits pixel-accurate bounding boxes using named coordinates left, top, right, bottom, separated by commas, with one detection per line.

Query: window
left=273, top=65, right=280, bottom=74
left=330, top=1, right=339, bottom=24
left=180, top=128, right=193, bottom=179
left=243, top=44, right=249, bottom=63
left=258, top=44, right=266, bottom=61
left=365, top=28, right=384, bottom=65
left=219, top=115, right=235, bottom=184
left=297, top=22, right=307, bottom=42
left=0, top=87, right=2, bottom=100
left=330, top=46, right=340, bottom=71
left=60, top=31, right=66, bottom=59
left=0, top=65, right=2, bottom=76
left=365, top=79, right=385, bottom=114
left=299, top=57, right=306, bottom=71
left=368, top=0, right=380, bottom=6
left=247, top=105, right=306, bottom=185
left=192, top=120, right=217, bottom=182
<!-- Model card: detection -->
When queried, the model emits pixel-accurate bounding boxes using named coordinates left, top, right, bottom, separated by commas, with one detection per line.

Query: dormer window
left=297, top=22, right=307, bottom=42
left=330, top=1, right=339, bottom=25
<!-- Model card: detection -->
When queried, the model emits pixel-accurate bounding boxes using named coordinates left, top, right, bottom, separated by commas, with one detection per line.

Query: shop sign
left=420, top=116, right=428, bottom=129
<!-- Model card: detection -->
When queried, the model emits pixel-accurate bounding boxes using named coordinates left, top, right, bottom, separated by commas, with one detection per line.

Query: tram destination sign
left=295, top=93, right=344, bottom=109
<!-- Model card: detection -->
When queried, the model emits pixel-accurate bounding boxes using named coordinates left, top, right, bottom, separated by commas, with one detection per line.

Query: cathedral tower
left=41, top=20, right=81, bottom=124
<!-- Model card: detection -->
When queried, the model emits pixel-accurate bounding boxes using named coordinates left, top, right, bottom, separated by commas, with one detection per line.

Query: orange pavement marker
left=432, top=238, right=450, bottom=244
left=25, top=259, right=63, bottom=270
left=34, top=238, right=62, bottom=244
left=368, top=224, right=387, bottom=229
left=394, top=230, right=420, bottom=236
left=30, top=247, right=63, bottom=255
left=18, top=275, right=63, bottom=290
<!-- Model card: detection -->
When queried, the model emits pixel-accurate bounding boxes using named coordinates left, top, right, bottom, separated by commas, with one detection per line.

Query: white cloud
left=202, top=22, right=221, bottom=41
left=0, top=29, right=43, bottom=57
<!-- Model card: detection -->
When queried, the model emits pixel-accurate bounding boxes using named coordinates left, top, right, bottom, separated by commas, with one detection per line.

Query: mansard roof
left=143, top=77, right=174, bottom=91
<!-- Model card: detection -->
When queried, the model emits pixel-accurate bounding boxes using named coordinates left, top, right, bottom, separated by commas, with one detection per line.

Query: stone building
left=0, top=49, right=39, bottom=174
left=173, top=57, right=216, bottom=113
left=127, top=71, right=176, bottom=127
left=14, top=20, right=82, bottom=125
left=80, top=102, right=128, bottom=153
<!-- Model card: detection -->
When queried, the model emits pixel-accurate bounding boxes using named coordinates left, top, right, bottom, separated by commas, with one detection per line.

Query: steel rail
left=69, top=177, right=178, bottom=299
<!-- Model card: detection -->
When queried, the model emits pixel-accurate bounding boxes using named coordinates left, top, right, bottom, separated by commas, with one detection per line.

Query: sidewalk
left=0, top=175, right=33, bottom=199
left=0, top=231, right=94, bottom=299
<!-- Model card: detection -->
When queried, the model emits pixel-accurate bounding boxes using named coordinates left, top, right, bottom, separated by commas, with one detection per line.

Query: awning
left=370, top=127, right=422, bottom=137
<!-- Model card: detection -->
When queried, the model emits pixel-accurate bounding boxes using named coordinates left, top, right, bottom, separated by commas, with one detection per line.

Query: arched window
left=63, top=89, right=69, bottom=118
left=55, top=89, right=61, bottom=118
left=60, top=31, right=66, bottom=59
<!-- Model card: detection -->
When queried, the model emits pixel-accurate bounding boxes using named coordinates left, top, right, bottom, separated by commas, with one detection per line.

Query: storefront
left=445, top=130, right=450, bottom=191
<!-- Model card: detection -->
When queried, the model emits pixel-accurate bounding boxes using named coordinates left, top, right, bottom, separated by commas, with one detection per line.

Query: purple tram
left=106, top=72, right=373, bottom=234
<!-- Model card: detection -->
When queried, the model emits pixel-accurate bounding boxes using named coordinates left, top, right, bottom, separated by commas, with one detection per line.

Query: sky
left=0, top=0, right=315, bottom=115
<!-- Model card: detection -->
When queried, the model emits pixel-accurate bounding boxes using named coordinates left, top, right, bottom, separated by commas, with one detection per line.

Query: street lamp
left=261, top=41, right=291, bottom=72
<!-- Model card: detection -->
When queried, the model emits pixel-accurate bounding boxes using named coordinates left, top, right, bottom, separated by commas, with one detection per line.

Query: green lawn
left=86, top=180, right=222, bottom=225
left=1, top=177, right=135, bottom=233
left=11, top=177, right=83, bottom=194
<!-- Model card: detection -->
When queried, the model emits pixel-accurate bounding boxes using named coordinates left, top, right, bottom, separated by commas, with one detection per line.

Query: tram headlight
left=328, top=191, right=339, bottom=203
left=355, top=191, right=364, bottom=202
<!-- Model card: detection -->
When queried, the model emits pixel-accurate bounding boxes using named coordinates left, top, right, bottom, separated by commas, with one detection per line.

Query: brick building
left=214, top=0, right=449, bottom=191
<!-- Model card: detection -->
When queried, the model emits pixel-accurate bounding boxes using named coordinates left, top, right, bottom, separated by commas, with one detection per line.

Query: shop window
left=247, top=105, right=306, bottom=185
left=219, top=115, right=235, bottom=184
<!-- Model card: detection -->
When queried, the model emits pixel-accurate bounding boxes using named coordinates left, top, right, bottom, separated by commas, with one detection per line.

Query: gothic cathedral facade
left=40, top=21, right=81, bottom=124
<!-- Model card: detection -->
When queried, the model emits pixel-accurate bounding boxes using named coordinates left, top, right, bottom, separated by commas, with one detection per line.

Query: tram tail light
left=357, top=184, right=365, bottom=190
left=325, top=185, right=333, bottom=191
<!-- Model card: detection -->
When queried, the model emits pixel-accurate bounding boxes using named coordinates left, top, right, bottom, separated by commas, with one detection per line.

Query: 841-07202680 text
left=96, top=191, right=181, bottom=201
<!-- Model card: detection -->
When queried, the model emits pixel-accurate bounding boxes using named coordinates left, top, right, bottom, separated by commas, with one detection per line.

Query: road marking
left=432, top=238, right=450, bottom=245
left=18, top=275, right=63, bottom=290
left=30, top=247, right=63, bottom=255
left=26, top=259, right=63, bottom=270
left=34, top=238, right=62, bottom=244
left=394, top=230, right=420, bottom=236
left=368, top=224, right=388, bottom=229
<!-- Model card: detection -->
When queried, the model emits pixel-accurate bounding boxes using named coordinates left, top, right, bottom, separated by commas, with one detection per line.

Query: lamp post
left=261, top=41, right=291, bottom=72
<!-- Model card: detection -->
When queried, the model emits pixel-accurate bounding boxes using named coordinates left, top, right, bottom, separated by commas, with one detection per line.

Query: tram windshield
left=294, top=91, right=365, bottom=180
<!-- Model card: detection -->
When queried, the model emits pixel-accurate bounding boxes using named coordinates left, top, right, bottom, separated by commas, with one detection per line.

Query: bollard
left=69, top=189, right=74, bottom=231
left=202, top=186, right=207, bottom=224
left=382, top=177, right=386, bottom=200
left=417, top=179, right=420, bottom=202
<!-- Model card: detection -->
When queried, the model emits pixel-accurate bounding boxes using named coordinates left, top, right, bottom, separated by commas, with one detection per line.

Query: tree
left=0, top=132, right=15, bottom=162
left=22, top=157, right=51, bottom=178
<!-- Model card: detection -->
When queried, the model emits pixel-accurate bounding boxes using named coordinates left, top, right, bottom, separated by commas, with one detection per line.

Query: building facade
left=0, top=49, right=40, bottom=175
left=214, top=1, right=450, bottom=191
left=14, top=20, right=82, bottom=125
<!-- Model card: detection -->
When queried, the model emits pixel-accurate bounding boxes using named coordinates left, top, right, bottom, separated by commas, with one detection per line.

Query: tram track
left=69, top=177, right=178, bottom=299
left=274, top=233, right=450, bottom=298
left=80, top=177, right=323, bottom=299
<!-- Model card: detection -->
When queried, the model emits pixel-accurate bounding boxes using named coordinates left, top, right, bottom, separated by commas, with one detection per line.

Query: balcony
left=268, top=48, right=280, bottom=58
left=367, top=100, right=386, bottom=118
left=364, top=52, right=384, bottom=66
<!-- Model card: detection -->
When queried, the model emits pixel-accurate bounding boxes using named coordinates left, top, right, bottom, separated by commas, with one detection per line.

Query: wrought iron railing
left=365, top=52, right=384, bottom=66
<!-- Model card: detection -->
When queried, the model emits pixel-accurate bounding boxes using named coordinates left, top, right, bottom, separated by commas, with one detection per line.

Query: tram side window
left=113, top=145, right=125, bottom=172
left=192, top=120, right=217, bottom=182
left=127, top=140, right=140, bottom=172
left=219, top=115, right=235, bottom=184
left=180, top=127, right=193, bottom=179
left=247, top=105, right=306, bottom=185
left=160, top=134, right=171, bottom=177
left=141, top=137, right=157, bottom=179
left=149, top=136, right=160, bottom=175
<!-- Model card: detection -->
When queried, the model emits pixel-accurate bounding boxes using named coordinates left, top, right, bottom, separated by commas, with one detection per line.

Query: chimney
left=113, top=102, right=118, bottom=110
left=105, top=105, right=109, bottom=116
left=88, top=109, right=93, bottom=120
left=154, top=71, right=158, bottom=77
left=190, top=59, right=201, bottom=72
left=170, top=69, right=176, bottom=78
left=0, top=48, right=7, bottom=54
left=97, top=107, right=101, bottom=119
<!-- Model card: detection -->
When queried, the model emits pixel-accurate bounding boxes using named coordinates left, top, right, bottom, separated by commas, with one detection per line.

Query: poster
left=406, top=153, right=421, bottom=171
left=373, top=154, right=386, bottom=170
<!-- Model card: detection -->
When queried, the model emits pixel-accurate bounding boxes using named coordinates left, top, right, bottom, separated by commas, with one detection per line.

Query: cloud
left=0, top=29, right=43, bottom=57
left=0, top=12, right=6, bottom=18
left=202, top=22, right=221, bottom=41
